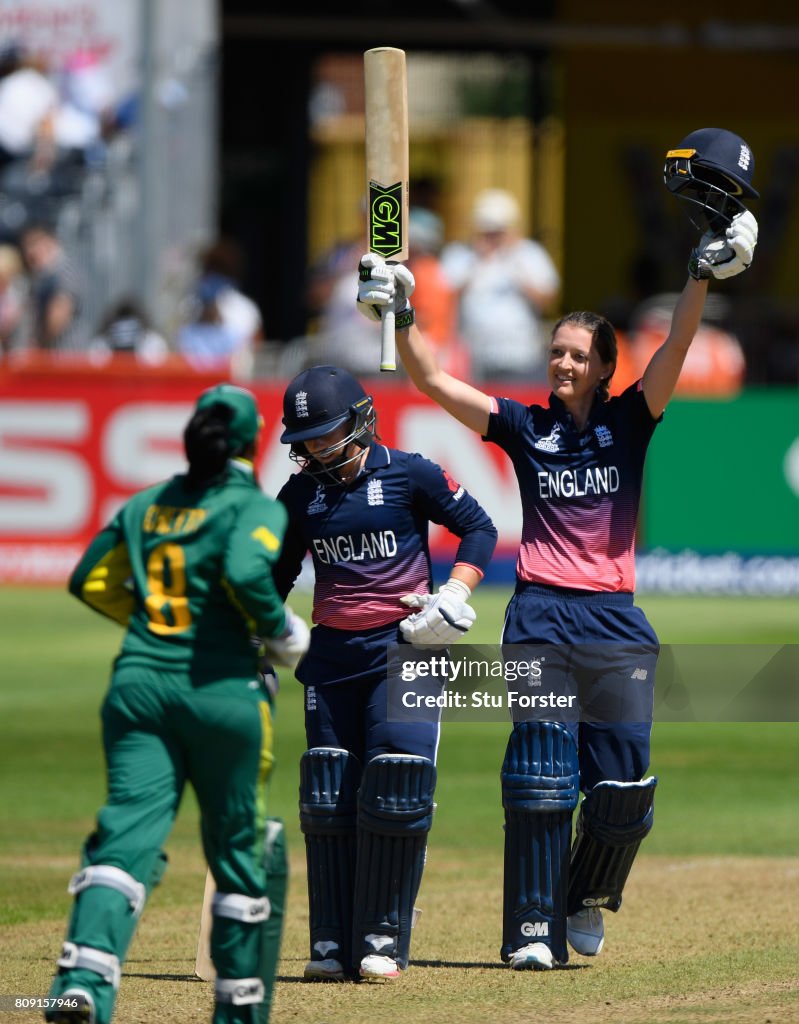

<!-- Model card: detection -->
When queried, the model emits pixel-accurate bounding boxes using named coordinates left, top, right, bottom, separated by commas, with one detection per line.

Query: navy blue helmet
left=281, top=365, right=376, bottom=484
left=664, top=127, right=758, bottom=232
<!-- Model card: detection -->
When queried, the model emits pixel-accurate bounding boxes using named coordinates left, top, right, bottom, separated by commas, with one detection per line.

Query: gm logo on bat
left=369, top=180, right=403, bottom=258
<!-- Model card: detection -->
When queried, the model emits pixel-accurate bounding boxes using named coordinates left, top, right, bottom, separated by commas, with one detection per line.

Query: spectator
left=305, top=233, right=384, bottom=376
left=0, top=46, right=58, bottom=173
left=406, top=207, right=466, bottom=376
left=627, top=295, right=746, bottom=397
left=195, top=239, right=264, bottom=377
left=176, top=275, right=247, bottom=374
left=19, top=221, right=84, bottom=350
left=89, top=298, right=169, bottom=366
left=441, top=188, right=560, bottom=380
left=0, top=242, right=26, bottom=355
left=55, top=48, right=115, bottom=162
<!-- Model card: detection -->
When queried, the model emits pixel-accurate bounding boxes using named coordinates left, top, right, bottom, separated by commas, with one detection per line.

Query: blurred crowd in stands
left=0, top=40, right=792, bottom=394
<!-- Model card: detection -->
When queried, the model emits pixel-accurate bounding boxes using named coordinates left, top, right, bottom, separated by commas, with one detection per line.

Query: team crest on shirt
left=367, top=478, right=384, bottom=506
left=534, top=423, right=562, bottom=453
left=307, top=485, right=327, bottom=515
left=594, top=425, right=614, bottom=448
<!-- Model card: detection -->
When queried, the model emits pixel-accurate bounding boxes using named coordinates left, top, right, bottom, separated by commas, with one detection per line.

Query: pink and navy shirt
left=484, top=382, right=660, bottom=593
left=274, top=444, right=497, bottom=630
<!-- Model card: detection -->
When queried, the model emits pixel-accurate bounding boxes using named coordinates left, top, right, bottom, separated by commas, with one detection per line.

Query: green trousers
left=48, top=668, right=282, bottom=1024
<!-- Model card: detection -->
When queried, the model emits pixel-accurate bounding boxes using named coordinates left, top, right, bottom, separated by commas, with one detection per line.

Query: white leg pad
left=57, top=942, right=121, bottom=989
left=212, top=891, right=270, bottom=923
left=68, top=864, right=146, bottom=917
left=215, top=977, right=265, bottom=1005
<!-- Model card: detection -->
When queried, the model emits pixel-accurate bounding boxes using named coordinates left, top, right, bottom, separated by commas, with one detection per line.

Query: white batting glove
left=357, top=253, right=416, bottom=322
left=399, top=578, right=476, bottom=649
left=261, top=607, right=310, bottom=670
left=689, top=209, right=758, bottom=281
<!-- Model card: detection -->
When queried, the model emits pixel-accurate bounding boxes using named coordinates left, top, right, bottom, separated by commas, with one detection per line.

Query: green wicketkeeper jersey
left=69, top=459, right=288, bottom=679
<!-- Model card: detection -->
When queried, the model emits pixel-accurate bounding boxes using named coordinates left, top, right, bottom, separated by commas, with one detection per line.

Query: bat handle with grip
left=380, top=295, right=396, bottom=372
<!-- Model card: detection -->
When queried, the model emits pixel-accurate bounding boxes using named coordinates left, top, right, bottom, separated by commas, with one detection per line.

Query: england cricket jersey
left=485, top=382, right=660, bottom=592
left=274, top=444, right=497, bottom=630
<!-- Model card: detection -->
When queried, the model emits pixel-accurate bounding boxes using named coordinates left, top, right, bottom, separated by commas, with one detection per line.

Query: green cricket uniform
left=48, top=458, right=288, bottom=1024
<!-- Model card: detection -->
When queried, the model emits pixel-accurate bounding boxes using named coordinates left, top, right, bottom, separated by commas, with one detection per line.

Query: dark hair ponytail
left=184, top=404, right=234, bottom=485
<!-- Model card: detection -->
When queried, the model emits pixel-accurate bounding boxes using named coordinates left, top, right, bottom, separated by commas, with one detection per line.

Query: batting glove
left=688, top=209, right=758, bottom=281
left=261, top=607, right=310, bottom=671
left=399, top=578, right=476, bottom=649
left=357, top=253, right=416, bottom=327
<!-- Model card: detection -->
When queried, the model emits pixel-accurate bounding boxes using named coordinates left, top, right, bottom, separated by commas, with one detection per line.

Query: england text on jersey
left=537, top=466, right=620, bottom=500
left=312, top=530, right=398, bottom=564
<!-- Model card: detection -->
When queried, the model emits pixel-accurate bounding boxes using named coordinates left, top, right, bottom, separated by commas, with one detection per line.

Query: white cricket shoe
left=567, top=907, right=605, bottom=956
left=45, top=989, right=95, bottom=1023
left=303, top=957, right=346, bottom=981
left=359, top=954, right=401, bottom=980
left=508, top=942, right=554, bottom=971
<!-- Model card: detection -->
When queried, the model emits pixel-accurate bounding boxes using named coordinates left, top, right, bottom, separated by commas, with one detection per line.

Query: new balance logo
left=520, top=921, right=549, bottom=938
left=534, top=423, right=562, bottom=453
left=307, top=485, right=327, bottom=515
left=631, top=668, right=648, bottom=680
left=738, top=145, right=751, bottom=171
left=295, top=390, right=309, bottom=417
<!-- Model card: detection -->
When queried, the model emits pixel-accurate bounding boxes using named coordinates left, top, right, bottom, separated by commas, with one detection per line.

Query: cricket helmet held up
left=664, top=127, right=758, bottom=231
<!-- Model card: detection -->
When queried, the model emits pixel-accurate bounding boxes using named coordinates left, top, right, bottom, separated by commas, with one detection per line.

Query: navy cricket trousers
left=502, top=581, right=659, bottom=791
left=296, top=620, right=441, bottom=765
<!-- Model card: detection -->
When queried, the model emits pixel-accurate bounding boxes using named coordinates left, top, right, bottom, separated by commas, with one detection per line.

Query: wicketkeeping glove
left=357, top=253, right=417, bottom=328
left=261, top=607, right=310, bottom=671
left=399, top=578, right=476, bottom=649
left=688, top=209, right=758, bottom=281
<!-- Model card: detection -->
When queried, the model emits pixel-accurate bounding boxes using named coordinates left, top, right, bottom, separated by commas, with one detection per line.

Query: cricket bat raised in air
left=364, top=46, right=409, bottom=373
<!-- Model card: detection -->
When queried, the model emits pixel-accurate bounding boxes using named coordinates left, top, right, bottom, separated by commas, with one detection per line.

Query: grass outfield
left=1, top=585, right=798, bottom=1022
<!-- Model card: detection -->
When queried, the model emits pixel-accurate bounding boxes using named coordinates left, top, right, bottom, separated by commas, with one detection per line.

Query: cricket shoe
left=45, top=989, right=95, bottom=1023
left=359, top=954, right=401, bottom=981
left=303, top=957, right=346, bottom=981
left=567, top=907, right=605, bottom=956
left=508, top=942, right=554, bottom=971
